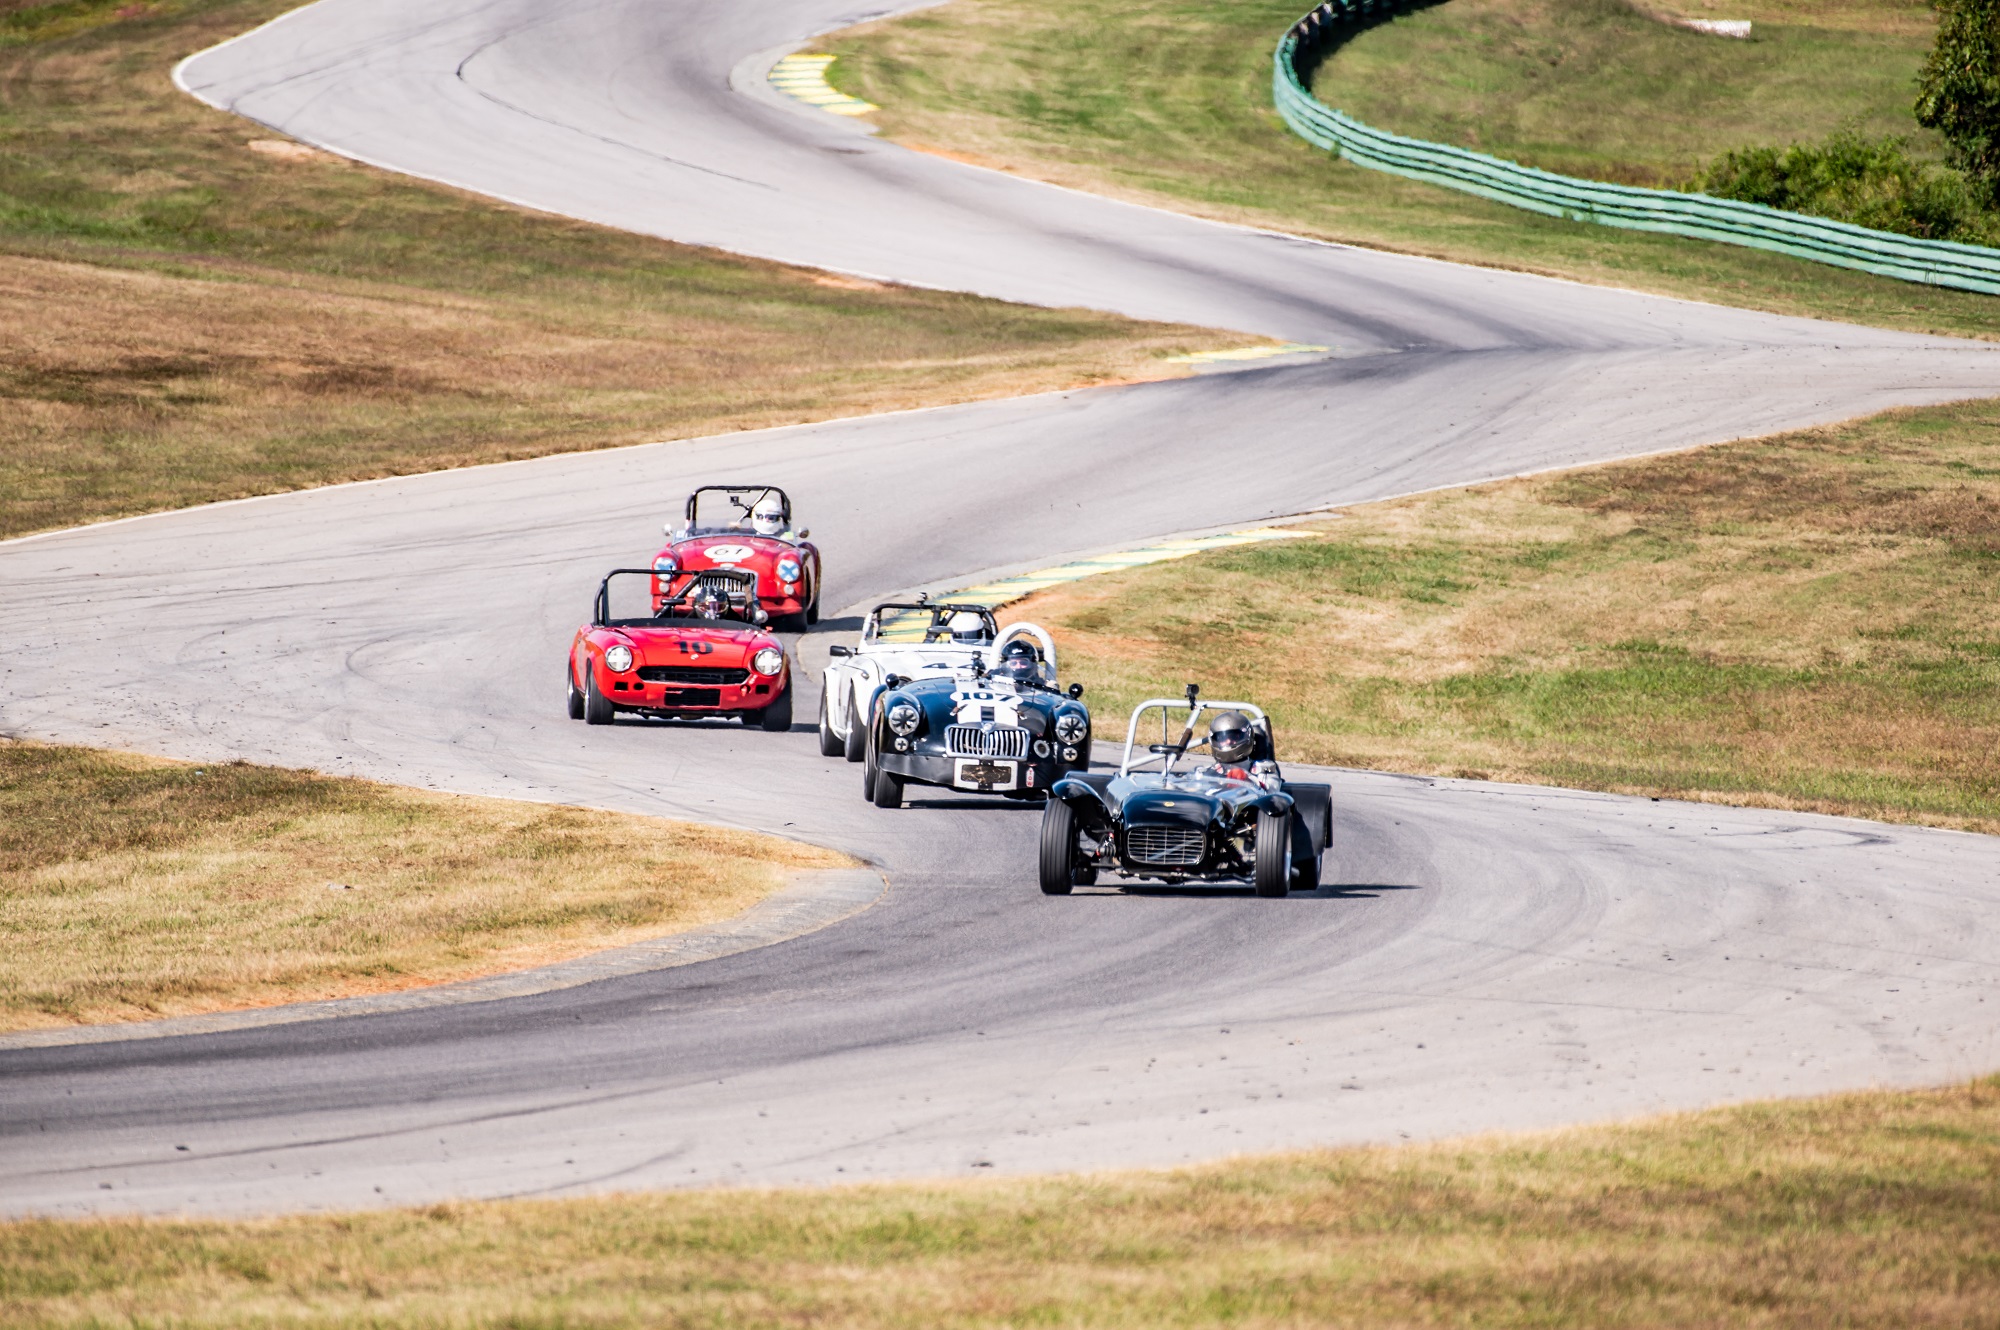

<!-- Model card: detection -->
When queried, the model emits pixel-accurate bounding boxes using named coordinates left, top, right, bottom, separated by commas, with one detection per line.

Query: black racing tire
left=759, top=682, right=793, bottom=732
left=816, top=688, right=844, bottom=756
left=566, top=661, right=584, bottom=720
left=861, top=730, right=878, bottom=802
left=1254, top=807, right=1292, bottom=897
left=1290, top=812, right=1323, bottom=893
left=806, top=580, right=820, bottom=626
left=776, top=611, right=810, bottom=634
left=843, top=698, right=867, bottom=763
left=1039, top=798, right=1081, bottom=895
left=869, top=754, right=903, bottom=809
left=583, top=667, right=615, bottom=726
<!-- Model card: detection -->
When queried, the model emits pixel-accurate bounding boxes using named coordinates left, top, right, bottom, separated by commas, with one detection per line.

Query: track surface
left=4, top=0, right=2000, bottom=1216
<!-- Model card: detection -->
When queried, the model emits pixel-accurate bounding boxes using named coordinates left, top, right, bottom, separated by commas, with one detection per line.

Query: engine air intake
left=1125, top=824, right=1207, bottom=866
left=945, top=725, right=1028, bottom=759
left=638, top=666, right=748, bottom=686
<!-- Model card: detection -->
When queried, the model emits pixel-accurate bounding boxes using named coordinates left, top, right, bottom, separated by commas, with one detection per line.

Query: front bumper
left=877, top=748, right=1076, bottom=795
left=606, top=672, right=785, bottom=713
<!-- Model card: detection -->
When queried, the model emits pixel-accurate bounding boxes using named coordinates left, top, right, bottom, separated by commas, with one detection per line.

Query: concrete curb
left=0, top=868, right=886, bottom=1051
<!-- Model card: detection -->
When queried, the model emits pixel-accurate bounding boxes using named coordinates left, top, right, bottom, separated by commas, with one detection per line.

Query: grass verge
left=0, top=741, right=848, bottom=1030
left=0, top=0, right=1226, bottom=539
left=1020, top=398, right=2000, bottom=830
left=4, top=1077, right=1996, bottom=1326
left=827, top=0, right=2000, bottom=338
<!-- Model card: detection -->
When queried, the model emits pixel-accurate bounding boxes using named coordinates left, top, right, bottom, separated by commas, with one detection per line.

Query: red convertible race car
left=567, top=568, right=793, bottom=730
left=654, top=485, right=821, bottom=631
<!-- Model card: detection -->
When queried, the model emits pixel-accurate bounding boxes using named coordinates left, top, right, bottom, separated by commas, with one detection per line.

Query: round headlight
left=1054, top=711, right=1088, bottom=745
left=604, top=645, right=634, bottom=674
left=751, top=647, right=784, bottom=677
left=886, top=701, right=921, bottom=736
left=652, top=554, right=678, bottom=574
left=776, top=557, right=802, bottom=583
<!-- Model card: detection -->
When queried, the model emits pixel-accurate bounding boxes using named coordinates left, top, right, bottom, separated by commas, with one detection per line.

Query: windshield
left=688, top=486, right=784, bottom=535
left=597, top=569, right=759, bottom=626
left=867, top=602, right=996, bottom=645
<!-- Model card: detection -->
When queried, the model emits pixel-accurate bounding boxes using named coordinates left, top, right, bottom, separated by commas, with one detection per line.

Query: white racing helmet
left=751, top=495, right=786, bottom=537
left=948, top=611, right=987, bottom=645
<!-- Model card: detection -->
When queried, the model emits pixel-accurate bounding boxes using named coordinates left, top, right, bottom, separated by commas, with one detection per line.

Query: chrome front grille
left=945, top=725, right=1028, bottom=759
left=1125, top=824, right=1207, bottom=866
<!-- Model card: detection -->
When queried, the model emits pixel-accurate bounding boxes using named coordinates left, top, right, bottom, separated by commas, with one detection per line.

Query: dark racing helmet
left=994, top=638, right=1040, bottom=683
left=692, top=587, right=728, bottom=620
left=1208, top=711, right=1256, bottom=766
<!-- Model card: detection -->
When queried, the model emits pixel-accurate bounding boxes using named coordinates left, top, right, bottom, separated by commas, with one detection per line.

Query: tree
left=1915, top=0, right=2000, bottom=204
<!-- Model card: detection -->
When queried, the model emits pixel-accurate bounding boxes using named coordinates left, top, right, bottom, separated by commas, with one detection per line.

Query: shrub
left=1915, top=0, right=2000, bottom=206
left=1694, top=129, right=1997, bottom=245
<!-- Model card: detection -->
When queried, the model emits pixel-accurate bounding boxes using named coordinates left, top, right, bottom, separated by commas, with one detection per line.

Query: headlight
left=886, top=701, right=921, bottom=736
left=652, top=554, right=677, bottom=574
left=751, top=647, right=784, bottom=677
left=1054, top=711, right=1088, bottom=745
left=604, top=645, right=634, bottom=674
left=776, top=557, right=801, bottom=583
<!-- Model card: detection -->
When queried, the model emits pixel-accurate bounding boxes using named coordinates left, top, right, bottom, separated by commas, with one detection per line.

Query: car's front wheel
left=816, top=687, right=843, bottom=756
left=1254, top=807, right=1292, bottom=897
left=583, top=667, right=615, bottom=726
left=843, top=698, right=866, bottom=763
left=1039, top=798, right=1080, bottom=895
left=756, top=683, right=793, bottom=732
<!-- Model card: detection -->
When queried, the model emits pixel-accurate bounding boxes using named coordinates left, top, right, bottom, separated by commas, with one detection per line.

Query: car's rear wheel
left=816, top=688, right=844, bottom=756
left=566, top=661, right=584, bottom=720
left=1254, top=807, right=1292, bottom=897
left=583, top=667, right=615, bottom=726
left=1290, top=811, right=1323, bottom=892
left=1039, top=799, right=1079, bottom=895
left=758, top=683, right=793, bottom=732
left=843, top=698, right=866, bottom=763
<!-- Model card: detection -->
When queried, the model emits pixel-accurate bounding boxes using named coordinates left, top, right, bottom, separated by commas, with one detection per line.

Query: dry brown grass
left=0, top=0, right=1226, bottom=538
left=0, top=741, right=848, bottom=1030
left=1025, top=398, right=2000, bottom=830
left=4, top=1077, right=1996, bottom=1327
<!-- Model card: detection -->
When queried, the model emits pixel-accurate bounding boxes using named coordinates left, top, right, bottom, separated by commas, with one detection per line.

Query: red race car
left=566, top=568, right=793, bottom=730
left=653, top=485, right=822, bottom=632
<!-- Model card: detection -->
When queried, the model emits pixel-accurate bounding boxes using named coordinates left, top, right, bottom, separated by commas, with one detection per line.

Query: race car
left=1036, top=686, right=1330, bottom=896
left=818, top=598, right=1060, bottom=761
left=859, top=638, right=1091, bottom=808
left=566, top=567, right=792, bottom=730
left=654, top=485, right=821, bottom=631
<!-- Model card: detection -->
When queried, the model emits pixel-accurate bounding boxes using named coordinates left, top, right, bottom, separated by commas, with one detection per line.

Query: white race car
left=817, top=600, right=1061, bottom=762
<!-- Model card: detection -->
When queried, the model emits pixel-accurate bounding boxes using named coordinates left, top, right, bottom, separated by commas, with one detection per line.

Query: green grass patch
left=828, top=0, right=2000, bottom=337
left=4, top=1077, right=1997, bottom=1326
left=0, top=0, right=1219, bottom=537
left=1021, top=398, right=2000, bottom=829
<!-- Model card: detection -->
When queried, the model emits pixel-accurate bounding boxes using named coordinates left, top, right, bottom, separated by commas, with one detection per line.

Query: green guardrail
left=1273, top=1, right=2000, bottom=295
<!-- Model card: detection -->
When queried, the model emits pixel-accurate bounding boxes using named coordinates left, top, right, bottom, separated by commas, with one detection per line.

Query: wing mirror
left=797, top=528, right=810, bottom=539
left=828, top=644, right=852, bottom=657
left=1068, top=682, right=1085, bottom=699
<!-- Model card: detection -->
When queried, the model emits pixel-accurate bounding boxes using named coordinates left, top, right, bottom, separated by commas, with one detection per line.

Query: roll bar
left=1119, top=684, right=1269, bottom=776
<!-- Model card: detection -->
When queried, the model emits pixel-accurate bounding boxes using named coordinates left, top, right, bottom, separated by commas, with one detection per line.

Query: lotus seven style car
left=567, top=567, right=792, bottom=730
left=1037, top=686, right=1330, bottom=896
left=653, top=484, right=822, bottom=631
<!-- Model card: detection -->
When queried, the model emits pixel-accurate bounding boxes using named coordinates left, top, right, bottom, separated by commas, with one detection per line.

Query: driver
left=992, top=638, right=1043, bottom=687
left=750, top=494, right=791, bottom=540
left=947, top=610, right=988, bottom=646
left=1201, top=711, right=1280, bottom=788
left=690, top=586, right=729, bottom=620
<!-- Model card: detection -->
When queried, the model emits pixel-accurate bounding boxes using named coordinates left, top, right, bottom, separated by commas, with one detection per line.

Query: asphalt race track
left=3, top=0, right=2000, bottom=1216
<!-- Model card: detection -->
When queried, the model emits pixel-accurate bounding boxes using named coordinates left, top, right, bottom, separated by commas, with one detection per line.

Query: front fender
left=1244, top=790, right=1296, bottom=819
left=1051, top=774, right=1116, bottom=834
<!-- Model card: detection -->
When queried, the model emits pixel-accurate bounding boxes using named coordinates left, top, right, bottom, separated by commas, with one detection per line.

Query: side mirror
left=885, top=674, right=907, bottom=689
left=1068, top=683, right=1084, bottom=700
left=797, top=528, right=810, bottom=539
left=662, top=521, right=675, bottom=538
left=828, top=645, right=852, bottom=658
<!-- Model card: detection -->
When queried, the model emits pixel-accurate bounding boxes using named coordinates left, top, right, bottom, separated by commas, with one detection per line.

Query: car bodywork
left=860, top=645, right=1092, bottom=807
left=652, top=485, right=822, bottom=631
left=819, top=600, right=1050, bottom=762
left=1038, top=689, right=1330, bottom=896
left=567, top=568, right=793, bottom=729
